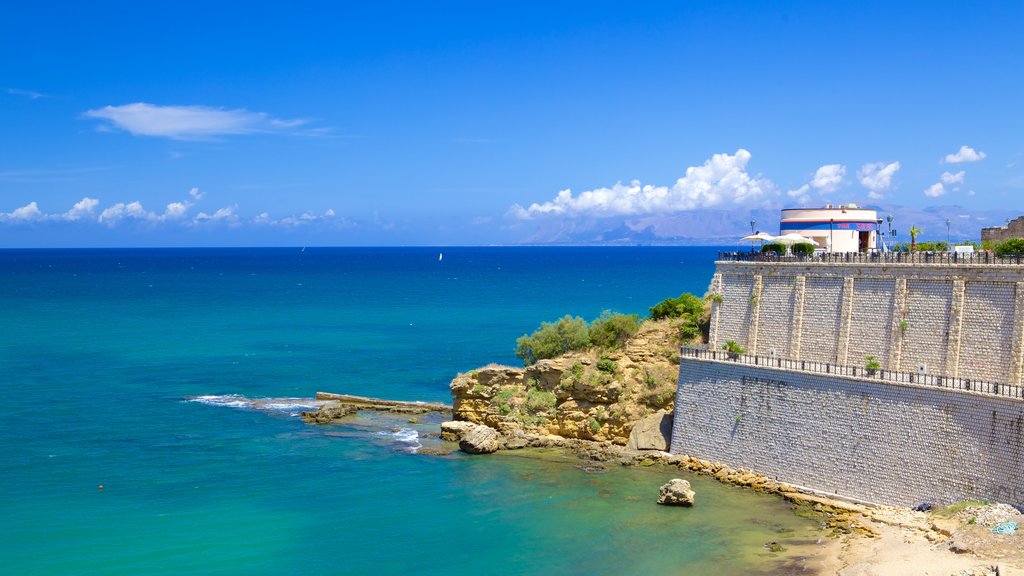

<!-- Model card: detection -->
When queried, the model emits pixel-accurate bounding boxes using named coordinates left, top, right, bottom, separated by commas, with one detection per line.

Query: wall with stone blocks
left=671, top=357, right=1024, bottom=509
left=709, top=262, right=1024, bottom=384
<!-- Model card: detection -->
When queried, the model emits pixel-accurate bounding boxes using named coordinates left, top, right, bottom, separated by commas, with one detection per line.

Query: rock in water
left=657, top=478, right=696, bottom=506
left=440, top=420, right=478, bottom=442
left=459, top=425, right=501, bottom=454
left=627, top=410, right=673, bottom=451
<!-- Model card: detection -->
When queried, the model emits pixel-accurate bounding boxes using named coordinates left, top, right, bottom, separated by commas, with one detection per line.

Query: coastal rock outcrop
left=459, top=424, right=501, bottom=454
left=626, top=410, right=673, bottom=451
left=301, top=403, right=358, bottom=424
left=440, top=420, right=478, bottom=442
left=450, top=319, right=682, bottom=445
left=657, top=478, right=696, bottom=506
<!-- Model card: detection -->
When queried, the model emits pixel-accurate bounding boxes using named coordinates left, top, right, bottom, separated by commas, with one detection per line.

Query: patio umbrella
left=774, top=233, right=817, bottom=246
left=740, top=232, right=777, bottom=242
left=740, top=231, right=776, bottom=252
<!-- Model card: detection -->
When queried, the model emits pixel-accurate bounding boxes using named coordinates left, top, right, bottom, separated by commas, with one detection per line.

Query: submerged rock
left=459, top=424, right=501, bottom=454
left=657, top=478, right=696, bottom=506
left=626, top=410, right=673, bottom=451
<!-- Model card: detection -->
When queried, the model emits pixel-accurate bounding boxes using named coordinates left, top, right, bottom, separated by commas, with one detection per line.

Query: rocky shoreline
left=301, top=394, right=1024, bottom=574
left=299, top=308, right=1023, bottom=575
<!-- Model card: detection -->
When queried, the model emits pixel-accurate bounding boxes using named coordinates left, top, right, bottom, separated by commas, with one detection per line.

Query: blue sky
left=2, top=1, right=1022, bottom=246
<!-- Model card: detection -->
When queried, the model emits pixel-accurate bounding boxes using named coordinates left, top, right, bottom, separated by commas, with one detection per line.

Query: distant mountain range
left=516, top=204, right=1019, bottom=246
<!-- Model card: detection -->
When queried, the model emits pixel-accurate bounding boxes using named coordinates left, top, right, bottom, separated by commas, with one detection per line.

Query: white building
left=780, top=204, right=881, bottom=253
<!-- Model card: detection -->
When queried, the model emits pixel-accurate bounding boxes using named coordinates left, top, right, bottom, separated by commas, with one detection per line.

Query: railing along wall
left=679, top=345, right=1024, bottom=401
left=718, top=251, right=1024, bottom=265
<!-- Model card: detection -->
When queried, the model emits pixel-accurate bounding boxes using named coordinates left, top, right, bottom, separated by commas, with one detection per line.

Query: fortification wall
left=671, top=357, right=1024, bottom=508
left=708, top=261, right=1024, bottom=384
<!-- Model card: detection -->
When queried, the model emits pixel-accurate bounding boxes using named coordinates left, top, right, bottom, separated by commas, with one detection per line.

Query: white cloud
left=188, top=187, right=205, bottom=200
left=924, top=182, right=946, bottom=198
left=785, top=163, right=846, bottom=204
left=98, top=201, right=155, bottom=226
left=857, top=161, right=900, bottom=199
left=810, top=164, right=846, bottom=193
left=1, top=198, right=102, bottom=223
left=785, top=184, right=811, bottom=204
left=60, top=197, right=100, bottom=221
left=943, top=145, right=986, bottom=163
left=194, top=205, right=239, bottom=224
left=510, top=149, right=773, bottom=219
left=83, top=103, right=309, bottom=140
left=6, top=87, right=48, bottom=99
left=940, top=170, right=965, bottom=185
left=261, top=208, right=340, bottom=227
left=0, top=201, right=44, bottom=222
left=0, top=191, right=347, bottom=232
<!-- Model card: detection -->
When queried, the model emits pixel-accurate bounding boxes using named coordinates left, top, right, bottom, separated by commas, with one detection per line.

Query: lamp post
left=945, top=218, right=951, bottom=249
left=876, top=218, right=884, bottom=251
left=829, top=218, right=834, bottom=254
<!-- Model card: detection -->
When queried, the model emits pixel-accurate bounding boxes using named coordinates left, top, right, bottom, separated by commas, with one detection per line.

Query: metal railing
left=718, top=251, right=1024, bottom=266
left=679, top=346, right=1024, bottom=400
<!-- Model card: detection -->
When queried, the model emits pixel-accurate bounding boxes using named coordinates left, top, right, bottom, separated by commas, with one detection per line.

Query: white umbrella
left=740, top=231, right=776, bottom=252
left=774, top=233, right=818, bottom=246
left=740, top=232, right=777, bottom=242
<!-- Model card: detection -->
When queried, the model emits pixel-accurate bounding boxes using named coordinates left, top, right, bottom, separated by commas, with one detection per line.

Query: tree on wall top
left=909, top=225, right=922, bottom=252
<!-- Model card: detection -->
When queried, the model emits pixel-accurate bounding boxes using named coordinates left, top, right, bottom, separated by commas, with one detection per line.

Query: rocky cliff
left=450, top=318, right=681, bottom=444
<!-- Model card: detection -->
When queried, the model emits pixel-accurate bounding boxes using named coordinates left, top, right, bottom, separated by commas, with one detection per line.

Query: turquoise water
left=0, top=247, right=821, bottom=575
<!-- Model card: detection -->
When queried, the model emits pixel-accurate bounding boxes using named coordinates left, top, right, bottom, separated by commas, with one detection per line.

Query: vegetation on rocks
left=514, top=311, right=640, bottom=366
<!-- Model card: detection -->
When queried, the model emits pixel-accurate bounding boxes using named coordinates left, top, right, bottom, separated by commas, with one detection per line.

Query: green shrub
left=761, top=242, right=785, bottom=254
left=643, top=370, right=658, bottom=389
left=865, top=355, right=880, bottom=374
left=589, top=311, right=640, bottom=349
left=722, top=340, right=746, bottom=355
left=515, top=315, right=591, bottom=365
left=791, top=242, right=814, bottom=256
left=650, top=293, right=704, bottom=320
left=995, top=238, right=1024, bottom=257
left=596, top=356, right=618, bottom=373
left=915, top=241, right=949, bottom=252
left=525, top=389, right=556, bottom=415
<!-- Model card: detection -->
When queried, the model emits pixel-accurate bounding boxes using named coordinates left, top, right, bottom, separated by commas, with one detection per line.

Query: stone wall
left=671, top=357, right=1024, bottom=508
left=708, top=261, right=1024, bottom=384
left=981, top=215, right=1024, bottom=244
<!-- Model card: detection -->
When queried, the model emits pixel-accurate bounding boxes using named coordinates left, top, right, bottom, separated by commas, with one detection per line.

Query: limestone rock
left=459, top=425, right=501, bottom=454
left=626, top=410, right=673, bottom=451
left=300, top=402, right=358, bottom=424
left=657, top=478, right=696, bottom=506
left=440, top=420, right=478, bottom=442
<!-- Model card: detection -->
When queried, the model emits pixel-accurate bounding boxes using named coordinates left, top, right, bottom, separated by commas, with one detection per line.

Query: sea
left=0, top=247, right=824, bottom=575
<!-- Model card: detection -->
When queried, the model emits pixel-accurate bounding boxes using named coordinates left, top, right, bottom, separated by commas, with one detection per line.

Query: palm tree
left=909, top=225, right=922, bottom=252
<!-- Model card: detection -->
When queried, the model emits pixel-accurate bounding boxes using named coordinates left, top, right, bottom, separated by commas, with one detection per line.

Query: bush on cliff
left=649, top=293, right=706, bottom=343
left=515, top=311, right=640, bottom=365
left=589, top=311, right=640, bottom=349
left=515, top=315, right=591, bottom=365
left=650, top=293, right=703, bottom=320
left=995, top=238, right=1024, bottom=257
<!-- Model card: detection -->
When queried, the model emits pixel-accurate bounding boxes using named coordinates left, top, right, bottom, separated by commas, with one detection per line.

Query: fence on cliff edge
left=679, top=345, right=1024, bottom=400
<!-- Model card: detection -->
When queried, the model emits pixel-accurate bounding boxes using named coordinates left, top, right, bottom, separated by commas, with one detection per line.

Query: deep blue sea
left=0, top=247, right=822, bottom=575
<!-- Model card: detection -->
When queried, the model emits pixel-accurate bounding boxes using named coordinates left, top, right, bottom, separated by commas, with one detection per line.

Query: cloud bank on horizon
left=508, top=149, right=934, bottom=221
left=0, top=187, right=340, bottom=230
